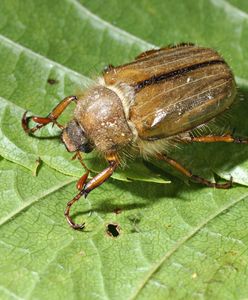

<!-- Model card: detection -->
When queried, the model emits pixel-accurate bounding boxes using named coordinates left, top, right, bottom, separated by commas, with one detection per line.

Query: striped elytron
left=22, top=43, right=247, bottom=230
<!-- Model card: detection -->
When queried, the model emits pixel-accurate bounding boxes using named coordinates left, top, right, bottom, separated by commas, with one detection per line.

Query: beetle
left=22, top=43, right=248, bottom=230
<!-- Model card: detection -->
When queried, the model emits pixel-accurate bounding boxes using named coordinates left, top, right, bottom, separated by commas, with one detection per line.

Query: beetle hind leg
left=181, top=133, right=248, bottom=144
left=157, top=154, right=232, bottom=189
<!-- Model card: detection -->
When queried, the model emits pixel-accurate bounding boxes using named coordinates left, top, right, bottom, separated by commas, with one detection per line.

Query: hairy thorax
left=75, top=84, right=134, bottom=154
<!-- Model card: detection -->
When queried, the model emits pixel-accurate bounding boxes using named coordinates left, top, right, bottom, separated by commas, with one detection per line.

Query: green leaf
left=1, top=1, right=248, bottom=299
left=0, top=11, right=168, bottom=183
left=0, top=34, right=168, bottom=183
left=1, top=159, right=248, bottom=300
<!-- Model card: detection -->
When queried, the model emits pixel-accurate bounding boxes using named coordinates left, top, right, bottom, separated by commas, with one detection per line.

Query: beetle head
left=61, top=120, right=93, bottom=153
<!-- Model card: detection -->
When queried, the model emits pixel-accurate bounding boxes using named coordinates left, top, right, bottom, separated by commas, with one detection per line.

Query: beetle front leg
left=157, top=154, right=232, bottom=189
left=22, top=95, right=77, bottom=134
left=64, top=159, right=118, bottom=230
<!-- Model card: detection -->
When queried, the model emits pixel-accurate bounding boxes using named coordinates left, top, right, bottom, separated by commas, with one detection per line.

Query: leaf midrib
left=0, top=34, right=90, bottom=83
left=210, top=0, right=248, bottom=20
left=69, top=0, right=154, bottom=49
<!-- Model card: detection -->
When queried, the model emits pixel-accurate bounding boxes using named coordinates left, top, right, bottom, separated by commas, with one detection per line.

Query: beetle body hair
left=81, top=78, right=177, bottom=163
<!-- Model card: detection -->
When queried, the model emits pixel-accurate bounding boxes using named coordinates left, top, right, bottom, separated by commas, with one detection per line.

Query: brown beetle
left=22, top=43, right=248, bottom=229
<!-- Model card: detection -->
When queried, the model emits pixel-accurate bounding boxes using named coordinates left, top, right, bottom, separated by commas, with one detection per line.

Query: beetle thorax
left=75, top=85, right=134, bottom=153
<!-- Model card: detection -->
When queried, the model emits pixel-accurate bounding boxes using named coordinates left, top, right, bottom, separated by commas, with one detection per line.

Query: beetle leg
left=22, top=95, right=77, bottom=135
left=76, top=171, right=90, bottom=191
left=71, top=151, right=89, bottom=171
left=181, top=133, right=248, bottom=144
left=157, top=154, right=232, bottom=189
left=64, top=158, right=118, bottom=230
left=71, top=151, right=91, bottom=190
left=64, top=192, right=86, bottom=229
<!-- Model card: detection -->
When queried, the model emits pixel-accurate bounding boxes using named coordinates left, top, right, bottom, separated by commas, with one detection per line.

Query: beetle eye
left=79, top=143, right=93, bottom=153
left=61, top=120, right=94, bottom=153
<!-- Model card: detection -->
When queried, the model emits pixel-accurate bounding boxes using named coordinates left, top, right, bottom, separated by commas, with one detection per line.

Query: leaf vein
left=0, top=178, right=76, bottom=227
left=68, top=0, right=154, bottom=50
left=210, top=0, right=248, bottom=20
left=0, top=34, right=91, bottom=84
left=129, top=191, right=248, bottom=299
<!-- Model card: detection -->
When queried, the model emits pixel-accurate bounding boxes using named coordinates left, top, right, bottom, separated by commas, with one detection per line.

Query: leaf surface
left=1, top=1, right=248, bottom=300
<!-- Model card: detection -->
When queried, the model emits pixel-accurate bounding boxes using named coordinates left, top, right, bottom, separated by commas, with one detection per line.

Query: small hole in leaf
left=47, top=78, right=59, bottom=85
left=106, top=223, right=120, bottom=238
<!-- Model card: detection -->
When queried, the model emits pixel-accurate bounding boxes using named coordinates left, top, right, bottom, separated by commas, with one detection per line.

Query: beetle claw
left=72, top=222, right=85, bottom=230
left=21, top=111, right=32, bottom=134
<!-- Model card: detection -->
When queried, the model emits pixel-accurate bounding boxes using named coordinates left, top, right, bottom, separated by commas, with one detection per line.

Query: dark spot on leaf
left=106, top=223, right=120, bottom=237
left=113, top=207, right=122, bottom=214
left=47, top=78, right=59, bottom=85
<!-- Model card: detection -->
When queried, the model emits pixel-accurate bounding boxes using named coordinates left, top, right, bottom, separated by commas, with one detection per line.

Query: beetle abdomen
left=126, top=46, right=236, bottom=140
